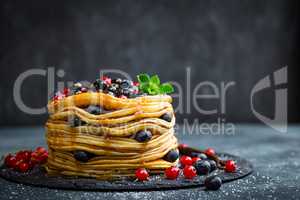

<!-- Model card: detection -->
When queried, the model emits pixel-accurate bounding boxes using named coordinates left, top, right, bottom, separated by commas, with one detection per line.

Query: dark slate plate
left=0, top=153, right=253, bottom=191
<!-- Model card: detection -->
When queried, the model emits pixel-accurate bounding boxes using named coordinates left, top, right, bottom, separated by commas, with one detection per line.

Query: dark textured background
left=0, top=0, right=299, bottom=126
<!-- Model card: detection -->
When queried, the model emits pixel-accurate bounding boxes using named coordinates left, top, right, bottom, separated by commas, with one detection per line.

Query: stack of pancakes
left=45, top=92, right=178, bottom=180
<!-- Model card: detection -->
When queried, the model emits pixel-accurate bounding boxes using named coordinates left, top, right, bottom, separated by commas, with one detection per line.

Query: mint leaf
left=159, top=83, right=174, bottom=94
left=139, top=82, right=149, bottom=93
left=137, top=73, right=150, bottom=83
left=147, top=87, right=156, bottom=95
left=150, top=75, right=160, bottom=85
left=136, top=73, right=174, bottom=95
left=149, top=82, right=160, bottom=93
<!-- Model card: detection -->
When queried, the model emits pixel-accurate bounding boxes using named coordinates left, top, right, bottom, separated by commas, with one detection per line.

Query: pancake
left=45, top=88, right=178, bottom=180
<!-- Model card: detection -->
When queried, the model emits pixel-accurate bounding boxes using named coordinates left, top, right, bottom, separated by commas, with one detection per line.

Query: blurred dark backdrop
left=0, top=0, right=299, bottom=126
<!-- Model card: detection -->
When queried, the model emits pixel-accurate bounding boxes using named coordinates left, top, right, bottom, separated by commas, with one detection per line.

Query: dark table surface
left=0, top=124, right=299, bottom=200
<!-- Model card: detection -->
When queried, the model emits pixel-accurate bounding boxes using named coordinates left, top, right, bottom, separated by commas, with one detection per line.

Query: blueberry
left=70, top=84, right=82, bottom=95
left=160, top=112, right=172, bottom=122
left=121, top=88, right=131, bottom=97
left=85, top=105, right=103, bottom=115
left=111, top=83, right=119, bottom=88
left=74, top=151, right=93, bottom=162
left=197, top=153, right=208, bottom=160
left=68, top=116, right=86, bottom=127
left=112, top=78, right=122, bottom=84
left=120, top=80, right=131, bottom=89
left=194, top=160, right=211, bottom=175
left=134, top=130, right=152, bottom=142
left=209, top=160, right=217, bottom=172
left=204, top=176, right=222, bottom=190
left=93, top=79, right=107, bottom=91
left=107, top=91, right=115, bottom=96
left=190, top=152, right=200, bottom=157
left=163, top=149, right=179, bottom=162
left=108, top=85, right=118, bottom=93
left=128, top=93, right=138, bottom=98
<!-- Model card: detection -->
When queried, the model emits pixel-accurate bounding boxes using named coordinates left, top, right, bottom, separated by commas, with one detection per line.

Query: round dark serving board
left=0, top=153, right=253, bottom=191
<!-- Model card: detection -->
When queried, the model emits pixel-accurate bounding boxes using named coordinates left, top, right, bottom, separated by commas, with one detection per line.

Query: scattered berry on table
left=4, top=147, right=48, bottom=173
left=209, top=160, right=217, bottom=172
left=31, top=147, right=48, bottom=164
left=190, top=152, right=200, bottom=157
left=183, top=165, right=197, bottom=179
left=135, top=168, right=149, bottom=181
left=180, top=155, right=193, bottom=166
left=194, top=160, right=211, bottom=175
left=36, top=147, right=47, bottom=154
left=165, top=166, right=180, bottom=180
left=134, top=130, right=152, bottom=142
left=197, top=153, right=208, bottom=160
left=204, top=175, right=222, bottom=190
left=225, top=160, right=236, bottom=173
left=178, top=144, right=188, bottom=149
left=192, top=157, right=201, bottom=164
left=16, top=150, right=31, bottom=162
left=205, top=148, right=216, bottom=157
left=18, top=162, right=30, bottom=172
left=4, top=154, right=17, bottom=168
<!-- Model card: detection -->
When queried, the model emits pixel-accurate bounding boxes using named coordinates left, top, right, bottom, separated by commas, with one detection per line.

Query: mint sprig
left=137, top=73, right=174, bottom=95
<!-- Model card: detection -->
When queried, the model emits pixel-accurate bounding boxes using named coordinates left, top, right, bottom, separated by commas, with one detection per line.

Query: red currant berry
left=180, top=155, right=193, bottom=166
left=36, top=147, right=47, bottom=154
left=205, top=148, right=215, bottom=157
left=4, top=154, right=13, bottom=163
left=18, top=162, right=30, bottom=173
left=15, top=151, right=26, bottom=161
left=28, top=160, right=35, bottom=169
left=53, top=95, right=59, bottom=101
left=101, top=76, right=112, bottom=85
left=22, top=151, right=32, bottom=162
left=183, top=165, right=197, bottom=179
left=225, top=160, right=236, bottom=173
left=81, top=87, right=88, bottom=93
left=54, top=92, right=65, bottom=101
left=192, top=157, right=201, bottom=164
left=120, top=95, right=127, bottom=99
left=63, top=88, right=70, bottom=96
left=39, top=152, right=49, bottom=163
left=5, top=155, right=17, bottom=168
left=31, top=151, right=39, bottom=159
left=135, top=168, right=149, bottom=181
left=165, top=166, right=180, bottom=180
left=133, top=82, right=140, bottom=86
left=178, top=143, right=188, bottom=149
